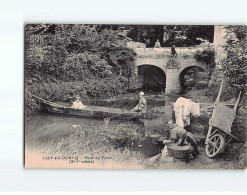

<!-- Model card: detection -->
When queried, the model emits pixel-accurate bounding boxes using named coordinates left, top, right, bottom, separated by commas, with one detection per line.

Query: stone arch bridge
left=133, top=47, right=208, bottom=94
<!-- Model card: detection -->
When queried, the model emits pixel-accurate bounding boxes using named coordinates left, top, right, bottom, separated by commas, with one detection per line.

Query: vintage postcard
left=24, top=24, right=246, bottom=169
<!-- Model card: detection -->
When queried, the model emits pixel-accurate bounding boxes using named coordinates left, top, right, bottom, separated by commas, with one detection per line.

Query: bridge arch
left=135, top=58, right=168, bottom=74
left=179, top=65, right=208, bottom=91
left=137, top=64, right=166, bottom=92
left=179, top=64, right=207, bottom=75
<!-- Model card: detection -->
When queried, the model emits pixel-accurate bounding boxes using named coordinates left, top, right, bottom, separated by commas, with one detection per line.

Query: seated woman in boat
left=71, top=95, right=86, bottom=109
left=131, top=91, right=147, bottom=114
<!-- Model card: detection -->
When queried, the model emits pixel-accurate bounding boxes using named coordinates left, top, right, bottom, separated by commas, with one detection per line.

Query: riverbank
left=25, top=112, right=247, bottom=169
left=25, top=115, right=149, bottom=168
left=87, top=89, right=247, bottom=169
left=25, top=88, right=247, bottom=169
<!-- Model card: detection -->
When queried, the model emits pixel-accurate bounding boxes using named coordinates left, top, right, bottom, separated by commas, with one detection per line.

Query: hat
left=140, top=91, right=144, bottom=96
left=75, top=95, right=80, bottom=99
left=168, top=120, right=174, bottom=125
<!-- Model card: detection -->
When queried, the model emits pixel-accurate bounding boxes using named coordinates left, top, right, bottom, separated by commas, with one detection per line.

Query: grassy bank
left=25, top=118, right=147, bottom=168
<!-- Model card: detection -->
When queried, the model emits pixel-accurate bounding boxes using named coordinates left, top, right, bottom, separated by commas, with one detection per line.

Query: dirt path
left=144, top=143, right=246, bottom=169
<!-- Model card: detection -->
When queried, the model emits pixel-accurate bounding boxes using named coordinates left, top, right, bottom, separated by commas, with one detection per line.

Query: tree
left=163, top=25, right=214, bottom=47
left=222, top=26, right=246, bottom=91
left=124, top=25, right=214, bottom=47
left=194, top=48, right=215, bottom=70
left=25, top=24, right=137, bottom=114
left=25, top=24, right=136, bottom=83
left=124, top=25, right=164, bottom=47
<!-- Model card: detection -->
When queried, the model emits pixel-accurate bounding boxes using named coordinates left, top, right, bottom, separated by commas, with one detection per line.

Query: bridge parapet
left=134, top=47, right=207, bottom=59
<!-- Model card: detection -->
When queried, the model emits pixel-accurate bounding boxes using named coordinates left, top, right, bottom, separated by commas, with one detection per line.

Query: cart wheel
left=205, top=133, right=225, bottom=158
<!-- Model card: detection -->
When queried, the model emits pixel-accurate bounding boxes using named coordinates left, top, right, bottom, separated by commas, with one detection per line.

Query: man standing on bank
left=131, top=91, right=147, bottom=115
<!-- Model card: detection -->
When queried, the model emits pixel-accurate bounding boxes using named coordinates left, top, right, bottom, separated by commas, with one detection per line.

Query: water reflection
left=128, top=120, right=164, bottom=158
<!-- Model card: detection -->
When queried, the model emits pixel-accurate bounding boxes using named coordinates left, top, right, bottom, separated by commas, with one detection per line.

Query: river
left=25, top=94, right=172, bottom=168
left=25, top=113, right=165, bottom=156
left=25, top=93, right=245, bottom=169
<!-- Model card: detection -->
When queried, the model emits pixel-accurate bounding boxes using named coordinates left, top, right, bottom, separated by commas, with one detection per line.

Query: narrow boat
left=27, top=92, right=140, bottom=120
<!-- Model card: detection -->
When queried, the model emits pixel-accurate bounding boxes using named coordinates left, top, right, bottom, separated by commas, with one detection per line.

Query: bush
left=25, top=24, right=137, bottom=115
left=25, top=25, right=136, bottom=85
left=63, top=52, right=110, bottom=81
left=194, top=48, right=215, bottom=69
left=25, top=75, right=129, bottom=114
left=25, top=92, right=43, bottom=115
left=222, top=26, right=246, bottom=91
left=200, top=82, right=239, bottom=102
left=185, top=80, right=240, bottom=104
left=25, top=45, right=67, bottom=83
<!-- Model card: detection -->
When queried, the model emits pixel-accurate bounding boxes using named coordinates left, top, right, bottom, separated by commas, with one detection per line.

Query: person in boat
left=163, top=120, right=199, bottom=158
left=131, top=91, right=147, bottom=114
left=71, top=95, right=86, bottom=109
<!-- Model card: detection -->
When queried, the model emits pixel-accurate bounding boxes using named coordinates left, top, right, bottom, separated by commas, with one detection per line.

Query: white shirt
left=71, top=101, right=86, bottom=109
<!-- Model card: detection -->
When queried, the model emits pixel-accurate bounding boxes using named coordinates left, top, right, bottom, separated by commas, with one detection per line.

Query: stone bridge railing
left=134, top=47, right=207, bottom=59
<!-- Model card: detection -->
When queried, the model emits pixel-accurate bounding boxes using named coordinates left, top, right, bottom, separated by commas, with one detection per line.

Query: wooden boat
left=44, top=101, right=140, bottom=120
left=28, top=92, right=140, bottom=120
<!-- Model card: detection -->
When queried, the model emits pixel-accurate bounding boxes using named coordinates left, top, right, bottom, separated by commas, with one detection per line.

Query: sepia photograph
left=24, top=24, right=247, bottom=169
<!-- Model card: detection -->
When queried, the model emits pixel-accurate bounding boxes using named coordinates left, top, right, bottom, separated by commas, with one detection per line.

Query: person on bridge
left=131, top=91, right=147, bottom=114
left=171, top=45, right=178, bottom=57
left=154, top=39, right=161, bottom=48
left=71, top=95, right=86, bottom=109
left=163, top=120, right=199, bottom=158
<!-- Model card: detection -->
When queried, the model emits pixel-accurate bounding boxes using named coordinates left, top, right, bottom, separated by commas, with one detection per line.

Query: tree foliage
left=125, top=25, right=164, bottom=47
left=194, top=48, right=215, bottom=69
left=222, top=26, right=246, bottom=90
left=163, top=25, right=214, bottom=47
left=25, top=24, right=136, bottom=84
left=25, top=45, right=67, bottom=83
left=25, top=24, right=136, bottom=114
left=124, top=25, right=214, bottom=47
